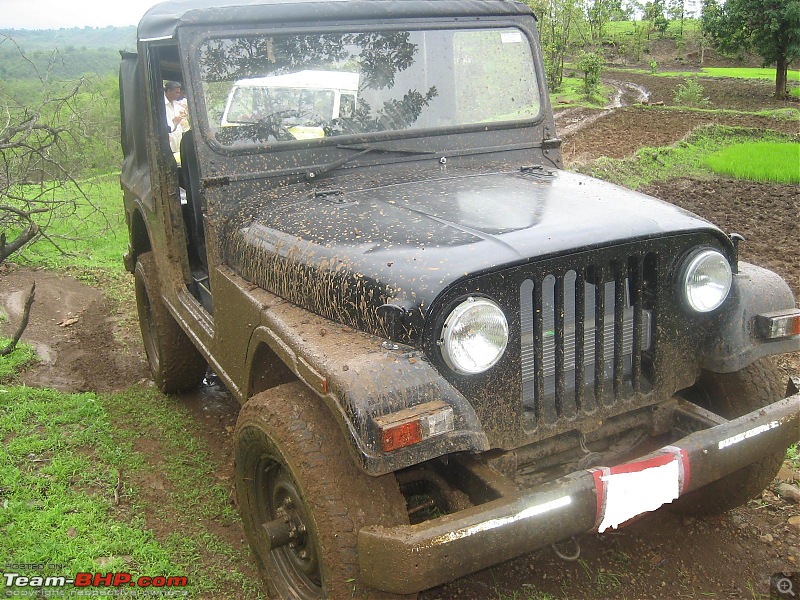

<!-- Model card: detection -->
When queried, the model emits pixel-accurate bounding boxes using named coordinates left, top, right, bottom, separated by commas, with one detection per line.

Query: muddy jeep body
left=120, top=0, right=800, bottom=596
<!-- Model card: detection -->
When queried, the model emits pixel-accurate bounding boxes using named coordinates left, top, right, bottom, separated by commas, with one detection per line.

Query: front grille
left=520, top=254, right=656, bottom=428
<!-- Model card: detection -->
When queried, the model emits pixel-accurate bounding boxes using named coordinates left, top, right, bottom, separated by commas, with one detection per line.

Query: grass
left=617, top=66, right=800, bottom=82
left=9, top=174, right=126, bottom=273
left=0, top=338, right=37, bottom=382
left=604, top=18, right=701, bottom=40
left=706, top=142, right=800, bottom=184
left=788, top=444, right=800, bottom=470
left=578, top=123, right=800, bottom=190
left=102, top=387, right=265, bottom=598
left=0, top=387, right=178, bottom=592
left=7, top=173, right=136, bottom=325
left=700, top=67, right=800, bottom=82
left=551, top=77, right=612, bottom=108
left=0, top=381, right=264, bottom=598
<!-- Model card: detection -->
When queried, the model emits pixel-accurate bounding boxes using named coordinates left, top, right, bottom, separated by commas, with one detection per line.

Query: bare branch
left=0, top=34, right=113, bottom=263
left=0, top=224, right=40, bottom=263
left=0, top=205, right=51, bottom=217
left=0, top=282, right=35, bottom=356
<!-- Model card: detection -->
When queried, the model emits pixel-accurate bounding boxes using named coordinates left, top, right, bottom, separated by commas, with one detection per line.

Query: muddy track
left=554, top=77, right=650, bottom=137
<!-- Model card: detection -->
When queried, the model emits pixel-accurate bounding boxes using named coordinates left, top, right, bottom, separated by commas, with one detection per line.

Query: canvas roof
left=137, top=0, right=533, bottom=42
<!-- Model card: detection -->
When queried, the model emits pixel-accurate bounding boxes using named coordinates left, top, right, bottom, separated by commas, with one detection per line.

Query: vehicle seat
left=179, top=129, right=208, bottom=267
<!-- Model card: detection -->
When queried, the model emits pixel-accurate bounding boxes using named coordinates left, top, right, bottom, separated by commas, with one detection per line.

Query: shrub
left=673, top=77, right=710, bottom=107
left=577, top=51, right=605, bottom=97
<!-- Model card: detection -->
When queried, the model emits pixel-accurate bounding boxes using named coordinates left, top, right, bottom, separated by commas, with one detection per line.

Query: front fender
left=701, top=261, right=800, bottom=373
left=244, top=281, right=489, bottom=476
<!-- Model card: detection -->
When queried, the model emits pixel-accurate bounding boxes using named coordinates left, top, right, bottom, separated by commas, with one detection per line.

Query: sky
left=0, top=0, right=160, bottom=29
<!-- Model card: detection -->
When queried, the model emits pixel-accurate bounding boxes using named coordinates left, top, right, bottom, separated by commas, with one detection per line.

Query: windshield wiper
left=305, top=144, right=435, bottom=181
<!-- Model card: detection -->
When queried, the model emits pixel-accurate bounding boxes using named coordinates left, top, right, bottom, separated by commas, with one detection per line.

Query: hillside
left=0, top=25, right=136, bottom=50
left=0, top=26, right=136, bottom=80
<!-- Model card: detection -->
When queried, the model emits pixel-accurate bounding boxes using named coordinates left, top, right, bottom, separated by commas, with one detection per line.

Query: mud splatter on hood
left=222, top=169, right=725, bottom=340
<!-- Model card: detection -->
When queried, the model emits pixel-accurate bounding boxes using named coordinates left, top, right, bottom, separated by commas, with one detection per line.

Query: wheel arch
left=241, top=309, right=488, bottom=478
left=124, top=206, right=152, bottom=273
left=247, top=339, right=299, bottom=398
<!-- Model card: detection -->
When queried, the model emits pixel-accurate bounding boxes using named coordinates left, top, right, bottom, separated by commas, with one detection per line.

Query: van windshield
left=198, top=27, right=540, bottom=147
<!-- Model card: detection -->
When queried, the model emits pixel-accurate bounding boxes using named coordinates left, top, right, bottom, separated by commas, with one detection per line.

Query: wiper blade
left=305, top=144, right=435, bottom=181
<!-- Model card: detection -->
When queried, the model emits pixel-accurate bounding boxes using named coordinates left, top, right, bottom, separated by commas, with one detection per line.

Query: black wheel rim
left=255, top=455, right=323, bottom=599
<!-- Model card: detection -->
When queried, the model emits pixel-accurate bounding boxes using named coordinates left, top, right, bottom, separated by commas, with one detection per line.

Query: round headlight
left=682, top=249, right=732, bottom=313
left=439, top=297, right=508, bottom=375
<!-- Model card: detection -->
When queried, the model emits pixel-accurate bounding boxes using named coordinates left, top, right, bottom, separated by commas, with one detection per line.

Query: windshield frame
left=182, top=17, right=548, bottom=157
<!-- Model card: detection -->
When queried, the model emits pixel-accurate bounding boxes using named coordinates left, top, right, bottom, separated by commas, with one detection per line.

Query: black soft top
left=137, top=0, right=533, bottom=41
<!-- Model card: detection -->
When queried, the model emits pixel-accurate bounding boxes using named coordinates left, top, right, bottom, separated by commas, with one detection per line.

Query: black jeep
left=119, top=0, right=800, bottom=597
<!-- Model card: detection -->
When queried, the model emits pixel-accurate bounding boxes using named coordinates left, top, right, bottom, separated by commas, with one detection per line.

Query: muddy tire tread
left=134, top=252, right=207, bottom=393
left=235, top=382, right=413, bottom=600
left=673, top=358, right=787, bottom=516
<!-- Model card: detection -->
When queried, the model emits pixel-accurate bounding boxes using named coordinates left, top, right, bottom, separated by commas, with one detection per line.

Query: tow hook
left=551, top=536, right=581, bottom=562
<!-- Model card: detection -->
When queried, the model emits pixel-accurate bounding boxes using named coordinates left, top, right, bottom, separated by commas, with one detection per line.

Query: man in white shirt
left=164, top=81, right=187, bottom=155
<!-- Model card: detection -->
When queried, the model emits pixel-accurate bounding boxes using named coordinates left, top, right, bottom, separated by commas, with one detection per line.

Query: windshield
left=198, top=27, right=540, bottom=147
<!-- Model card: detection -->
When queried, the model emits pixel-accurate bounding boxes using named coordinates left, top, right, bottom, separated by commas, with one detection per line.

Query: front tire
left=235, top=382, right=413, bottom=599
left=673, top=358, right=788, bottom=516
left=134, top=252, right=207, bottom=393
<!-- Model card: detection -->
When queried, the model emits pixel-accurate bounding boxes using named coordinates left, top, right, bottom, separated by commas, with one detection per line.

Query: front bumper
left=358, top=393, right=800, bottom=594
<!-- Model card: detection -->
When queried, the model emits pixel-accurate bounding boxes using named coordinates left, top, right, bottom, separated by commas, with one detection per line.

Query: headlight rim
left=680, top=247, right=733, bottom=313
left=438, top=295, right=509, bottom=376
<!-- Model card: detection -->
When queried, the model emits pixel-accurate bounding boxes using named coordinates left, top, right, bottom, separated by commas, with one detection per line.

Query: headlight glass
left=682, top=249, right=732, bottom=312
left=439, top=297, right=508, bottom=374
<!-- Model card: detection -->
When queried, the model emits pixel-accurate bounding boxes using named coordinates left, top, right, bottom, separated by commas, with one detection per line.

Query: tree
left=701, top=0, right=800, bottom=98
left=667, top=0, right=687, bottom=36
left=0, top=34, right=105, bottom=355
left=645, top=0, right=670, bottom=38
left=526, top=0, right=584, bottom=91
left=584, top=0, right=616, bottom=42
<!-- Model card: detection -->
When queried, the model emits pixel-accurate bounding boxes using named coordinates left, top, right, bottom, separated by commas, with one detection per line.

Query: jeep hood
left=223, top=169, right=728, bottom=339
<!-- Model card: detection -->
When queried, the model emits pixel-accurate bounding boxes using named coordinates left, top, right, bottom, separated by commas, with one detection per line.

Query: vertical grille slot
left=520, top=253, right=655, bottom=428
left=533, top=279, right=545, bottom=422
left=554, top=275, right=566, bottom=416
left=594, top=265, right=606, bottom=405
left=630, top=256, right=644, bottom=393
left=574, top=268, right=586, bottom=412
left=613, top=262, right=625, bottom=401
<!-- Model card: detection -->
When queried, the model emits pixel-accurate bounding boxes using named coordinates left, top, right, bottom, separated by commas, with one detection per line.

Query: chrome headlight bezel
left=438, top=296, right=509, bottom=375
left=680, top=248, right=733, bottom=313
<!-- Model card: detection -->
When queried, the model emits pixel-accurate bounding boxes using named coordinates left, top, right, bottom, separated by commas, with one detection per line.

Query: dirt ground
left=2, top=71, right=800, bottom=599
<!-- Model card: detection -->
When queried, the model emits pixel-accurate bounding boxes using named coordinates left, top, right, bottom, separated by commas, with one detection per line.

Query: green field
left=626, top=66, right=800, bottom=81
left=0, top=388, right=177, bottom=579
left=604, top=18, right=701, bottom=39
left=580, top=123, right=800, bottom=189
left=706, top=142, right=800, bottom=184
